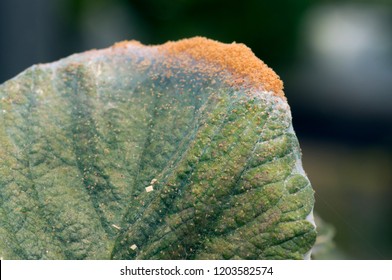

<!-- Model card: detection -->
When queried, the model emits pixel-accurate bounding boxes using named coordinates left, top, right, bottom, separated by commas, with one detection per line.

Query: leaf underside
left=0, top=45, right=316, bottom=260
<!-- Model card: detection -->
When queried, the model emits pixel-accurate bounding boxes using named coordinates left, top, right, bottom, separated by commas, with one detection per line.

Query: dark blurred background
left=1, top=0, right=391, bottom=259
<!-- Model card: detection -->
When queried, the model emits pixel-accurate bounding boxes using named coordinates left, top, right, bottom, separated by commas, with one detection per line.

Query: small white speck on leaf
left=111, top=224, right=121, bottom=230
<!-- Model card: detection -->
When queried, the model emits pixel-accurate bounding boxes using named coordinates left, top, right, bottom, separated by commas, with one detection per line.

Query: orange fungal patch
left=113, top=40, right=144, bottom=48
left=108, top=37, right=284, bottom=98
left=158, top=37, right=284, bottom=98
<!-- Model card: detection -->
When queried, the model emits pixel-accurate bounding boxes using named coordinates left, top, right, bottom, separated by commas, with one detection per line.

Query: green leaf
left=0, top=37, right=316, bottom=259
left=311, top=214, right=345, bottom=259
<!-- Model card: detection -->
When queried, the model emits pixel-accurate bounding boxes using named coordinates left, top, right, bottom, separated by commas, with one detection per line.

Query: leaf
left=311, top=214, right=345, bottom=259
left=0, top=37, right=316, bottom=259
